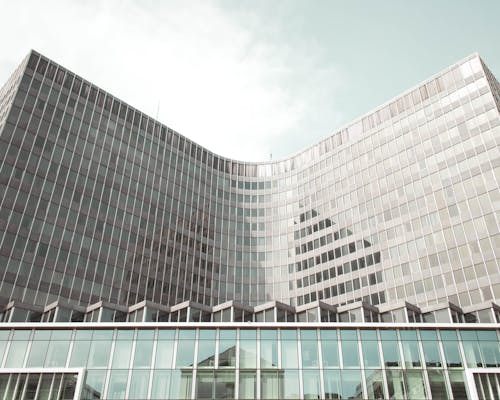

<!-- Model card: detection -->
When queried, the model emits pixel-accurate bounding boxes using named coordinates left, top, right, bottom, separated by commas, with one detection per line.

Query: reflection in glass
left=239, top=371, right=256, bottom=399
left=303, top=370, right=321, bottom=400
left=112, top=340, right=133, bottom=368
left=107, top=370, right=128, bottom=399
left=422, top=340, right=442, bottom=368
left=281, top=332, right=299, bottom=368
left=196, top=371, right=213, bottom=399
left=404, top=371, right=426, bottom=399
left=170, top=370, right=192, bottom=400
left=129, top=370, right=150, bottom=399
left=240, top=330, right=257, bottom=368
left=155, top=340, right=174, bottom=368
left=282, top=370, right=300, bottom=399
left=215, top=371, right=235, bottom=398
left=323, top=369, right=341, bottom=399
left=219, top=330, right=236, bottom=367
left=341, top=370, right=363, bottom=399
left=261, top=371, right=279, bottom=399
left=428, top=370, right=448, bottom=399
left=134, top=340, right=153, bottom=368
left=151, top=370, right=171, bottom=399
left=365, top=369, right=385, bottom=399
left=87, top=340, right=111, bottom=368
left=321, top=331, right=339, bottom=367
left=341, top=340, right=360, bottom=368
left=176, top=340, right=195, bottom=368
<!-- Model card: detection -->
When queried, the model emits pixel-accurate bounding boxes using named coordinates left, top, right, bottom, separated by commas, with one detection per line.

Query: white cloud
left=0, top=0, right=343, bottom=161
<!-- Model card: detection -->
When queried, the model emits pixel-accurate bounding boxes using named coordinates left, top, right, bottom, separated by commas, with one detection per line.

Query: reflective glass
left=340, top=370, right=363, bottom=399
left=323, top=369, right=341, bottom=399
left=129, top=370, right=150, bottom=399
left=151, top=370, right=171, bottom=399
left=427, top=370, right=448, bottom=399
left=261, top=371, right=279, bottom=400
left=215, top=371, right=235, bottom=398
left=170, top=370, right=192, bottom=400
left=133, top=339, right=153, bottom=368
left=87, top=340, right=111, bottom=368
left=341, top=340, right=359, bottom=368
left=282, top=370, right=300, bottom=399
left=365, top=369, right=385, bottom=400
left=302, top=370, right=321, bottom=400
left=239, top=330, right=257, bottom=368
left=106, top=370, right=128, bottom=399
left=404, top=370, right=426, bottom=399
left=112, top=340, right=133, bottom=368
left=155, top=340, right=174, bottom=369
left=218, top=330, right=236, bottom=367
left=239, top=371, right=256, bottom=399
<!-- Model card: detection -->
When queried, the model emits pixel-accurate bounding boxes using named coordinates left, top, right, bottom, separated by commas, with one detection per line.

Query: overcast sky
left=1, top=0, right=499, bottom=161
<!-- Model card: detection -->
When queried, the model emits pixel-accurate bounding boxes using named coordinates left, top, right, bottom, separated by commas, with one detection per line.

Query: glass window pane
left=239, top=371, right=256, bottom=400
left=4, top=341, right=28, bottom=367
left=45, top=339, right=70, bottom=367
left=301, top=339, right=319, bottom=368
left=133, top=340, right=153, bottom=368
left=282, top=370, right=300, bottom=399
left=362, top=340, right=380, bottom=368
left=281, top=338, right=298, bottom=368
left=197, top=338, right=216, bottom=367
left=240, top=330, right=257, bottom=368
left=422, top=340, right=442, bottom=368
left=112, top=340, right=133, bottom=368
left=401, top=334, right=421, bottom=368
left=387, top=370, right=405, bottom=399
left=218, top=330, right=236, bottom=367
left=303, top=370, right=321, bottom=400
left=321, top=330, right=339, bottom=368
left=27, top=340, right=49, bottom=367
left=87, top=340, right=111, bottom=368
left=442, top=341, right=463, bottom=368
left=170, top=370, right=192, bottom=400
left=128, top=370, right=150, bottom=399
left=215, top=371, right=235, bottom=399
left=176, top=340, right=195, bottom=368
left=365, top=369, right=385, bottom=400
left=427, top=370, right=448, bottom=399
left=479, top=341, right=500, bottom=367
left=323, top=370, right=341, bottom=399
left=151, top=370, right=171, bottom=399
left=155, top=341, right=174, bottom=368
left=462, top=340, right=482, bottom=367
left=196, top=371, right=213, bottom=399
left=69, top=340, right=91, bottom=367
left=340, top=370, right=363, bottom=399
left=404, top=371, right=426, bottom=399
left=341, top=340, right=359, bottom=368
left=260, top=339, right=278, bottom=368
left=83, top=371, right=106, bottom=400
left=106, top=370, right=128, bottom=399
left=381, top=340, right=401, bottom=367
left=449, top=371, right=468, bottom=400
left=261, top=371, right=279, bottom=400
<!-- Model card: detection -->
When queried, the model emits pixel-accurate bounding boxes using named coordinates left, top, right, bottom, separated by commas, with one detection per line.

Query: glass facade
left=0, top=325, right=498, bottom=399
left=0, top=51, right=499, bottom=398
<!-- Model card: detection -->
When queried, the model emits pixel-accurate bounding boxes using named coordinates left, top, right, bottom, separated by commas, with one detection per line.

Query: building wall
left=0, top=51, right=499, bottom=312
left=0, top=324, right=499, bottom=399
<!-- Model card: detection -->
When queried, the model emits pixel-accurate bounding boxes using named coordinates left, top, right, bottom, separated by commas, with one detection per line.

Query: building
left=0, top=50, right=498, bottom=398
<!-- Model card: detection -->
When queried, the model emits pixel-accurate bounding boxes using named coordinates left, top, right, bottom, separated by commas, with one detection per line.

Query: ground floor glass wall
left=0, top=325, right=499, bottom=399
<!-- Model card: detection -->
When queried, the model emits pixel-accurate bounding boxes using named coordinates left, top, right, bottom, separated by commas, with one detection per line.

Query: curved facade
left=0, top=51, right=500, bottom=400
left=0, top=50, right=499, bottom=315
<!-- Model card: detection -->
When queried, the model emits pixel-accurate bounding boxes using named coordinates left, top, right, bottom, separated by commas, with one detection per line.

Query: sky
left=0, top=0, right=499, bottom=161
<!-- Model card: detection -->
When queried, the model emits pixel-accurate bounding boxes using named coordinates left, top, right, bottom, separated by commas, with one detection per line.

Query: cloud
left=0, top=0, right=344, bottom=161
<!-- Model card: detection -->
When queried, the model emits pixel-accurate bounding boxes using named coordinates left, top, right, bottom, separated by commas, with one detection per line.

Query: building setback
left=0, top=50, right=498, bottom=399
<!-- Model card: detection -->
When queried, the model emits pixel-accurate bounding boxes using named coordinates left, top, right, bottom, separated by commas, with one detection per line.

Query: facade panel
left=0, top=51, right=499, bottom=399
